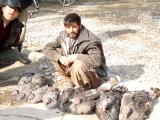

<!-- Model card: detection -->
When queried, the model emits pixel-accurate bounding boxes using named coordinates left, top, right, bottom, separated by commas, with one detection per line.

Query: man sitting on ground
left=43, top=13, right=111, bottom=90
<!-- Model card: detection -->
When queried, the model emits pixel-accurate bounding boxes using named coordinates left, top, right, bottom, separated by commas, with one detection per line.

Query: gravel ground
left=25, top=0, right=160, bottom=90
left=1, top=0, right=160, bottom=112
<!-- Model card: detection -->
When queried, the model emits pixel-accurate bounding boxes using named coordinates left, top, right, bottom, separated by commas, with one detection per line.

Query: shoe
left=98, top=76, right=120, bottom=91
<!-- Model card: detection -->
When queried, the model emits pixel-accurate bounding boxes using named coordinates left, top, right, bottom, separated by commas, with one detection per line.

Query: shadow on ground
left=0, top=105, right=63, bottom=120
left=104, top=29, right=137, bottom=38
left=0, top=62, right=41, bottom=87
left=108, top=64, right=145, bottom=81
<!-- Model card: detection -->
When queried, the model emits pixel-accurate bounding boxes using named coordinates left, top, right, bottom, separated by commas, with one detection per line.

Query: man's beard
left=68, top=32, right=79, bottom=39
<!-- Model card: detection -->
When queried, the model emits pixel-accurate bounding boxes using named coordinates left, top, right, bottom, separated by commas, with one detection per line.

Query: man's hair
left=64, top=13, right=81, bottom=26
left=2, top=0, right=21, bottom=12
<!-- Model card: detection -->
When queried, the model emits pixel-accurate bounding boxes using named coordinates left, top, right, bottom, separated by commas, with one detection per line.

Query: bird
left=18, top=72, right=34, bottom=85
left=31, top=73, right=48, bottom=87
left=59, top=87, right=100, bottom=114
left=43, top=87, right=60, bottom=109
left=119, top=90, right=156, bottom=120
left=82, top=88, right=101, bottom=100
left=58, top=87, right=75, bottom=113
left=11, top=85, right=26, bottom=101
left=96, top=85, right=128, bottom=120
left=151, top=87, right=160, bottom=98
left=28, top=85, right=48, bottom=103
left=69, top=94, right=96, bottom=114
left=11, top=83, right=40, bottom=102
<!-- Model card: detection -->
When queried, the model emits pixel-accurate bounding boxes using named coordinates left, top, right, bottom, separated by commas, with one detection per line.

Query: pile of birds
left=11, top=73, right=158, bottom=120
left=11, top=72, right=52, bottom=103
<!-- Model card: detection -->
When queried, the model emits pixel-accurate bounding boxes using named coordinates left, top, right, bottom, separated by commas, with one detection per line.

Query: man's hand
left=68, top=54, right=79, bottom=62
left=59, top=56, right=73, bottom=66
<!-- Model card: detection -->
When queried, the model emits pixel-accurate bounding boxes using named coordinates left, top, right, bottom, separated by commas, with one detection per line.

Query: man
left=0, top=0, right=39, bottom=54
left=43, top=13, right=108, bottom=90
left=0, top=0, right=28, bottom=68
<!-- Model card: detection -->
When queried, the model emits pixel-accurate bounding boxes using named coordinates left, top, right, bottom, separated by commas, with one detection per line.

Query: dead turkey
left=119, top=90, right=156, bottom=120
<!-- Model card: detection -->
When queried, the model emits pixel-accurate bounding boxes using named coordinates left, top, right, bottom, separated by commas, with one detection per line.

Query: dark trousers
left=0, top=48, right=21, bottom=69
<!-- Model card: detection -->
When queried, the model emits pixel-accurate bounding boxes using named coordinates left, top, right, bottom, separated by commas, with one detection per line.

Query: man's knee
left=0, top=49, right=21, bottom=68
left=71, top=60, right=89, bottom=73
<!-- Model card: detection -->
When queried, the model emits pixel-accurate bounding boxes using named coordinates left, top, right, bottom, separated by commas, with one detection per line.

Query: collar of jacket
left=76, top=25, right=90, bottom=44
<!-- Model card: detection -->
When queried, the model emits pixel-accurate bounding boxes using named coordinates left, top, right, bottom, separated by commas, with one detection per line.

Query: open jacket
left=0, top=8, right=24, bottom=51
left=43, top=25, right=107, bottom=78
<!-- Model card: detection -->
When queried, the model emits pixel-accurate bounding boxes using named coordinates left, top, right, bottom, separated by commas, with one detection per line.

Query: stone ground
left=1, top=0, right=160, bottom=119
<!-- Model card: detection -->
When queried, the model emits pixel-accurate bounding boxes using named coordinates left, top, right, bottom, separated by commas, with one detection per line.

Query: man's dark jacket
left=0, top=8, right=24, bottom=51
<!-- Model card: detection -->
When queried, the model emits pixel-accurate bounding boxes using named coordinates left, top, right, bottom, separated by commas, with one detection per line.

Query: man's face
left=2, top=6, right=20, bottom=22
left=65, top=22, right=81, bottom=39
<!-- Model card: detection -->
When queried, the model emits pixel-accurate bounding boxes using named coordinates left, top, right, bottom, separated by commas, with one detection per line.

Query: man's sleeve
left=77, top=42, right=102, bottom=68
left=43, top=35, right=62, bottom=62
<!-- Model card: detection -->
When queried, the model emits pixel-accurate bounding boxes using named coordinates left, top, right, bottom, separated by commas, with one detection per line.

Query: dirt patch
left=0, top=89, right=25, bottom=110
left=1, top=0, right=160, bottom=110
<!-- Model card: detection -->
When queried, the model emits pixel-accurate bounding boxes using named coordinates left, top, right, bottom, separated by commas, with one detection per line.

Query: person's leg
left=53, top=61, right=73, bottom=82
left=53, top=62, right=68, bottom=76
left=0, top=49, right=22, bottom=69
left=69, top=60, right=101, bottom=89
left=52, top=62, right=74, bottom=90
